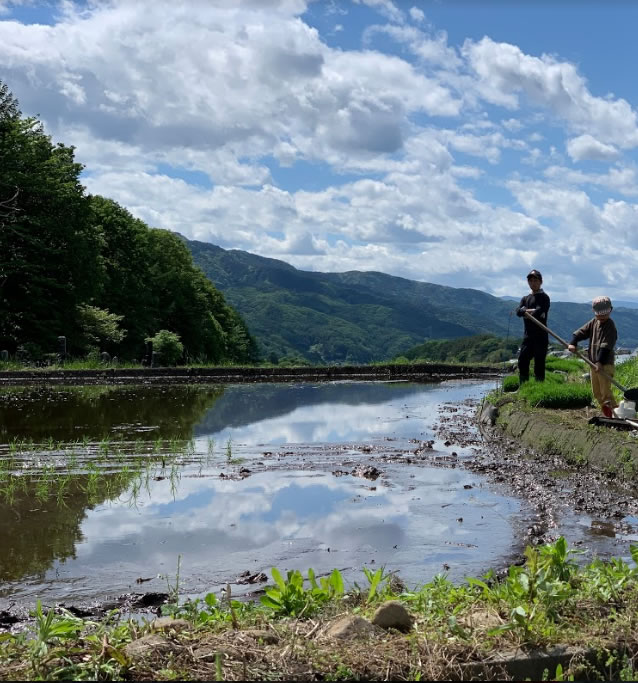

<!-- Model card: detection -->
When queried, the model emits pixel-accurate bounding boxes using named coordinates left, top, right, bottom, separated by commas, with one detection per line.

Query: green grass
left=501, top=355, right=591, bottom=409
left=503, top=369, right=567, bottom=393
left=518, top=378, right=592, bottom=408
left=616, top=355, right=638, bottom=402
left=545, top=356, right=586, bottom=373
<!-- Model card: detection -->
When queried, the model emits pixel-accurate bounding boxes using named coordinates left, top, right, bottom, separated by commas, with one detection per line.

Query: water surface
left=0, top=380, right=521, bottom=606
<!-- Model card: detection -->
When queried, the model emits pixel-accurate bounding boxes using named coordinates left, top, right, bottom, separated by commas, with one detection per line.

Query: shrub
left=146, top=330, right=184, bottom=366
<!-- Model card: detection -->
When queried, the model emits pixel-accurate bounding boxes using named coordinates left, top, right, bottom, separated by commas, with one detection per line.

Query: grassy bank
left=486, top=356, right=638, bottom=477
left=1, top=538, right=638, bottom=681
left=497, top=357, right=592, bottom=409
left=0, top=359, right=505, bottom=372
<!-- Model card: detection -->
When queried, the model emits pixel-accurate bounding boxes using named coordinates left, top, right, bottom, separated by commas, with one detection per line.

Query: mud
left=436, top=398, right=638, bottom=564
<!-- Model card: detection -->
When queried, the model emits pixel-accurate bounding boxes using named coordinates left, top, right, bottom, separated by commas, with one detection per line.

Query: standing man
left=516, top=269, right=550, bottom=383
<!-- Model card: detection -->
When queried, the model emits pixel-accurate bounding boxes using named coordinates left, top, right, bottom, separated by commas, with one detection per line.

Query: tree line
left=0, top=81, right=258, bottom=364
left=396, top=334, right=520, bottom=364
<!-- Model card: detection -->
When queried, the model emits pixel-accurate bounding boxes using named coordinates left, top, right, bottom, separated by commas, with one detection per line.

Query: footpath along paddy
left=1, top=378, right=638, bottom=621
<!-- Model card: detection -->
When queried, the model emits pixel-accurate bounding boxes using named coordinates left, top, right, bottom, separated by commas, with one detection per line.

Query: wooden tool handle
left=522, top=311, right=626, bottom=393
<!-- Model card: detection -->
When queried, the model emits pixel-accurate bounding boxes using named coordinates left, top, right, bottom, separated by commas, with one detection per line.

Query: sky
left=2, top=0, right=638, bottom=303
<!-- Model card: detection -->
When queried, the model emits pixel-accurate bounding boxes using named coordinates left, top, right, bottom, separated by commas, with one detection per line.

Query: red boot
left=602, top=403, right=613, bottom=418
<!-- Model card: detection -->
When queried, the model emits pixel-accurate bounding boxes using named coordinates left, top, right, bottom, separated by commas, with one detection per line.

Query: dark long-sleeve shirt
left=516, top=290, right=550, bottom=340
left=570, top=318, right=617, bottom=365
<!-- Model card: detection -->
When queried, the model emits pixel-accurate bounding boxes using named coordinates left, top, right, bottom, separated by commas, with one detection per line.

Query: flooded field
left=0, top=380, right=527, bottom=610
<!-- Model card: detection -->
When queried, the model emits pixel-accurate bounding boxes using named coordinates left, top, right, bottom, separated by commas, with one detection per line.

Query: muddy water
left=0, top=380, right=522, bottom=608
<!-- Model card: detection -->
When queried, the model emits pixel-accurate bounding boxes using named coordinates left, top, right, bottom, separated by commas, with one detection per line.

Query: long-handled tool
left=523, top=311, right=638, bottom=402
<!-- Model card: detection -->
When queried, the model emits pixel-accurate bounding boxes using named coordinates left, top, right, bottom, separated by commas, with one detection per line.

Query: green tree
left=0, top=81, right=258, bottom=364
left=146, top=329, right=184, bottom=365
left=0, top=84, right=100, bottom=353
left=87, top=195, right=153, bottom=358
left=76, top=304, right=126, bottom=351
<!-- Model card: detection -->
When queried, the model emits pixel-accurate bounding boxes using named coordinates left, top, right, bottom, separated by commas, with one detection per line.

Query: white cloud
left=463, top=37, right=638, bottom=148
left=352, top=0, right=404, bottom=24
left=566, top=134, right=620, bottom=162
left=409, top=6, right=425, bottom=23
left=501, top=118, right=523, bottom=132
left=544, top=164, right=638, bottom=197
left=363, top=22, right=461, bottom=69
left=4, top=2, right=638, bottom=302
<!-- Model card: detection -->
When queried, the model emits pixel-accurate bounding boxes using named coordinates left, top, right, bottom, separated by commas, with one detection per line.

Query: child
left=516, top=269, right=550, bottom=383
left=567, top=296, right=618, bottom=418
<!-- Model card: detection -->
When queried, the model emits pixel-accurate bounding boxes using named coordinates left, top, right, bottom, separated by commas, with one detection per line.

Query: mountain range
left=186, top=238, right=638, bottom=363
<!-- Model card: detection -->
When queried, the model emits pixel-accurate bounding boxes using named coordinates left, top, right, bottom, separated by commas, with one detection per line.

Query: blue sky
left=2, top=0, right=638, bottom=303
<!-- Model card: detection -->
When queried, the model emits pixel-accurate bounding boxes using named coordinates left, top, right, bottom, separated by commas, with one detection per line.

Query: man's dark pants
left=518, top=337, right=548, bottom=383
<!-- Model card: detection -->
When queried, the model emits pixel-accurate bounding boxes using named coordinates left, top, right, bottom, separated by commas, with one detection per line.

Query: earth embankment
left=0, top=363, right=500, bottom=386
left=489, top=397, right=638, bottom=478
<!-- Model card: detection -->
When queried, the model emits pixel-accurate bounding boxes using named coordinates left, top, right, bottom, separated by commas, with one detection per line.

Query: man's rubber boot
left=602, top=403, right=613, bottom=418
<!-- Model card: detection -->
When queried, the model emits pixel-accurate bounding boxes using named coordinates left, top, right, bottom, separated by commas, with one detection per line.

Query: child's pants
left=591, top=363, right=617, bottom=410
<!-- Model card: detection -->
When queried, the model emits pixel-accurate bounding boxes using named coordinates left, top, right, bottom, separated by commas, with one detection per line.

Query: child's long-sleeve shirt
left=570, top=318, right=617, bottom=365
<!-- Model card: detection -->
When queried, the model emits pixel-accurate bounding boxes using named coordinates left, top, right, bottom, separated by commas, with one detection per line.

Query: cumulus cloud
left=363, top=22, right=461, bottom=69
left=544, top=164, right=638, bottom=197
left=566, top=134, right=620, bottom=162
left=4, top=1, right=638, bottom=301
left=463, top=37, right=638, bottom=148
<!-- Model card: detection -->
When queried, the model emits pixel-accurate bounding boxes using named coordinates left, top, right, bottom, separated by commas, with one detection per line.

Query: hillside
left=187, top=239, right=638, bottom=363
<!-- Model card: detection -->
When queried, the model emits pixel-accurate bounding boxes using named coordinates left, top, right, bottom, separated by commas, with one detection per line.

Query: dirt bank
left=492, top=398, right=638, bottom=478
left=0, top=363, right=501, bottom=386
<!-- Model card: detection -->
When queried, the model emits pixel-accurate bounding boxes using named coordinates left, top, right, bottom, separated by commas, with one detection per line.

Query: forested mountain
left=0, top=81, right=257, bottom=363
left=188, top=239, right=638, bottom=363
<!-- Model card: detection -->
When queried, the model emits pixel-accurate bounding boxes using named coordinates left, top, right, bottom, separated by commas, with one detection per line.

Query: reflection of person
left=568, top=296, right=618, bottom=418
left=516, top=269, right=550, bottom=383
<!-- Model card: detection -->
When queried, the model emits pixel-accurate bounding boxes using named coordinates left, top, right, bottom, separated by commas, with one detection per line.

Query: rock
left=322, top=615, right=378, bottom=640
left=479, top=404, right=498, bottom=426
left=124, top=634, right=176, bottom=660
left=371, top=601, right=412, bottom=632
left=459, top=608, right=503, bottom=632
left=236, top=571, right=267, bottom=585
left=351, top=464, right=381, bottom=480
left=151, top=617, right=191, bottom=632
left=132, top=592, right=169, bottom=607
left=0, top=610, right=19, bottom=625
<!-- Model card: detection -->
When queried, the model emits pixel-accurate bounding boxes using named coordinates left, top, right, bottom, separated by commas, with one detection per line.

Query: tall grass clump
left=616, top=354, right=638, bottom=397
left=545, top=356, right=586, bottom=374
left=518, top=378, right=592, bottom=408
left=502, top=369, right=566, bottom=393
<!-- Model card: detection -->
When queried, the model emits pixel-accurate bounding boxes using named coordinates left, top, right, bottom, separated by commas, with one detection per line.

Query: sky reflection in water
left=0, top=380, right=519, bottom=605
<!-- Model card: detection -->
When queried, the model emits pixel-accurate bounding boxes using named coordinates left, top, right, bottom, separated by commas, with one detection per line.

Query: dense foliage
left=188, top=239, right=638, bottom=364
left=0, top=82, right=257, bottom=364
left=397, top=334, right=520, bottom=363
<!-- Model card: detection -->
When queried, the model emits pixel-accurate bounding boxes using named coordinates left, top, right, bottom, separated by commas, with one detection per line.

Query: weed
left=260, top=567, right=345, bottom=617
left=358, top=566, right=391, bottom=604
